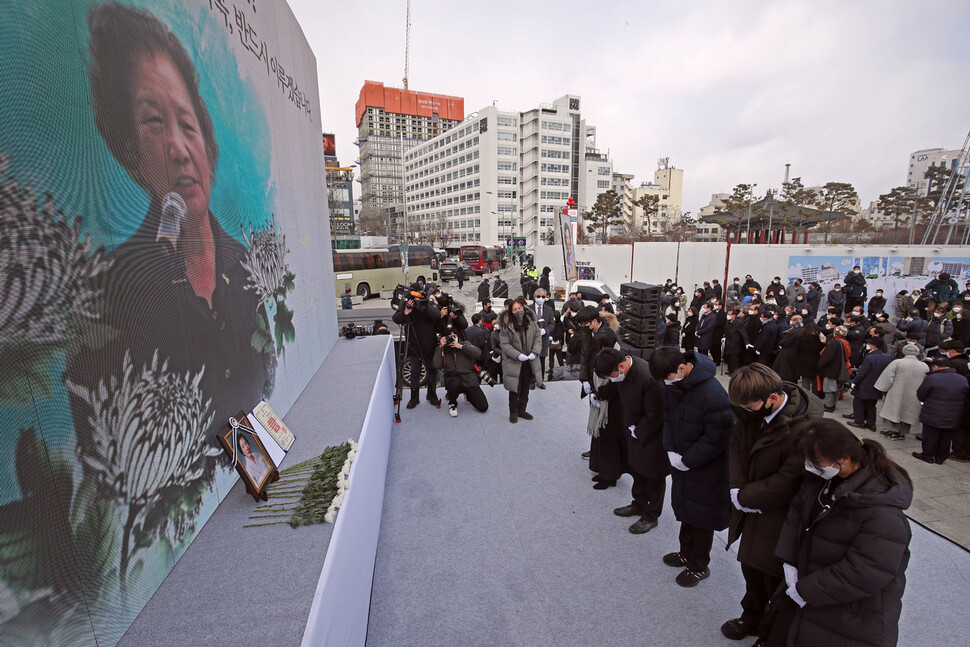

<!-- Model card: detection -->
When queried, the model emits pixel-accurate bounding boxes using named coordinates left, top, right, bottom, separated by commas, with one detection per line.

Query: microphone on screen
left=157, top=191, right=187, bottom=252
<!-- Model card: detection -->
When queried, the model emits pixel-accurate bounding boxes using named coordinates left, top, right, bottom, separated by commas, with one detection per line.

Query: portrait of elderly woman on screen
left=68, top=3, right=273, bottom=460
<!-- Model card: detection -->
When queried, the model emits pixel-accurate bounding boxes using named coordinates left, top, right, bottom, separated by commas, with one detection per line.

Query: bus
left=459, top=244, right=503, bottom=275
left=332, top=244, right=438, bottom=299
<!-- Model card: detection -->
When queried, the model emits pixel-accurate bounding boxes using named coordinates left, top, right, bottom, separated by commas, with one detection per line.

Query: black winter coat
left=867, top=294, right=887, bottom=313
left=723, top=317, right=750, bottom=355
left=616, top=356, right=669, bottom=477
left=806, top=288, right=822, bottom=316
left=775, top=465, right=912, bottom=647
left=924, top=315, right=953, bottom=348
left=695, top=312, right=716, bottom=352
left=773, top=327, right=803, bottom=381
left=478, top=281, right=491, bottom=302
left=662, top=320, right=682, bottom=347
left=727, top=384, right=823, bottom=575
left=852, top=350, right=892, bottom=400
left=682, top=314, right=698, bottom=351
left=843, top=271, right=867, bottom=298
left=392, top=299, right=445, bottom=358
left=796, top=329, right=826, bottom=380
left=916, top=367, right=969, bottom=429
left=817, top=336, right=849, bottom=380
left=895, top=316, right=927, bottom=344
left=753, top=319, right=779, bottom=361
left=662, top=353, right=733, bottom=530
left=845, top=323, right=867, bottom=365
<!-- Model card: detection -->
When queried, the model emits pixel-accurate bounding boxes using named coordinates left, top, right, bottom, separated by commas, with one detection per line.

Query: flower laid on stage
left=246, top=438, right=358, bottom=528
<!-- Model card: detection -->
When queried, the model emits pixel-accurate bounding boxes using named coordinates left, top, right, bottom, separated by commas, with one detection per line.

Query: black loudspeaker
left=620, top=328, right=659, bottom=349
left=618, top=298, right=660, bottom=318
left=619, top=340, right=654, bottom=360
left=620, top=282, right=662, bottom=303
left=618, top=312, right=659, bottom=333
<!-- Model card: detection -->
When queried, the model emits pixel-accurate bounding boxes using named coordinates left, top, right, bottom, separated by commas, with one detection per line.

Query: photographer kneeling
left=433, top=332, right=489, bottom=417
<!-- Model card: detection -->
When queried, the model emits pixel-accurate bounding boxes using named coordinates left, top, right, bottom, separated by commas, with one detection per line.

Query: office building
left=403, top=94, right=612, bottom=248
left=323, top=133, right=355, bottom=235
left=355, top=81, right=464, bottom=240
left=632, top=159, right=684, bottom=236
left=907, top=147, right=966, bottom=197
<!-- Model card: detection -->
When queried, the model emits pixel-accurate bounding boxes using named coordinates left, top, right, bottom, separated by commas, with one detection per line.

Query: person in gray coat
left=874, top=344, right=928, bottom=440
left=499, top=297, right=543, bottom=423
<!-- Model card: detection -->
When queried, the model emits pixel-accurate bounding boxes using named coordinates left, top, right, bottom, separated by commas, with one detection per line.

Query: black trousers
left=725, top=352, right=742, bottom=374
left=547, top=347, right=564, bottom=378
left=509, top=360, right=533, bottom=413
left=408, top=354, right=437, bottom=396
left=678, top=522, right=714, bottom=571
left=631, top=471, right=666, bottom=522
left=922, top=424, right=954, bottom=462
left=845, top=296, right=864, bottom=312
left=953, top=424, right=970, bottom=459
left=711, top=336, right=724, bottom=365
left=740, top=564, right=783, bottom=628
left=852, top=397, right=877, bottom=427
left=445, top=376, right=488, bottom=411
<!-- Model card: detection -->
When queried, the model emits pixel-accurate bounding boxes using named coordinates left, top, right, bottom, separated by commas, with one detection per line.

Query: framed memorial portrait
left=218, top=414, right=277, bottom=499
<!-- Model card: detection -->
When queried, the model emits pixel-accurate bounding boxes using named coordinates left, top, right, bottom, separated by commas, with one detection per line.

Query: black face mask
left=732, top=399, right=774, bottom=422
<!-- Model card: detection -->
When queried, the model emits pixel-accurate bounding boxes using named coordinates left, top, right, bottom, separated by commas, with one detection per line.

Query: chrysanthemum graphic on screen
left=242, top=216, right=296, bottom=355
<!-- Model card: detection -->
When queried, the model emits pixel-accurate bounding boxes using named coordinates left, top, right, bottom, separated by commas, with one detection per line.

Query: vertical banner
left=559, top=207, right=577, bottom=281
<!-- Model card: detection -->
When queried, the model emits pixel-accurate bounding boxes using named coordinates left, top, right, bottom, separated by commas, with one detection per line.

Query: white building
left=612, top=172, right=636, bottom=224
left=403, top=94, right=612, bottom=248
left=860, top=200, right=895, bottom=229
left=631, top=159, right=684, bottom=236
left=907, top=147, right=966, bottom=196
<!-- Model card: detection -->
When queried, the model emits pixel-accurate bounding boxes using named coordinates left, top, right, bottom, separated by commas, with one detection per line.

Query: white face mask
left=663, top=378, right=682, bottom=386
left=609, top=373, right=625, bottom=383
left=804, top=458, right=841, bottom=480
left=535, top=297, right=545, bottom=306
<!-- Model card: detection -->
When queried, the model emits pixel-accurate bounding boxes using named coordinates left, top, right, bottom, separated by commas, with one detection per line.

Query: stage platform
left=119, top=336, right=394, bottom=647
left=367, top=381, right=970, bottom=647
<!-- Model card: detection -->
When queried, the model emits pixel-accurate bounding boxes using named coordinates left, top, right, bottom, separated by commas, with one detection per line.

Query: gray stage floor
left=119, top=336, right=389, bottom=647
left=367, top=381, right=970, bottom=647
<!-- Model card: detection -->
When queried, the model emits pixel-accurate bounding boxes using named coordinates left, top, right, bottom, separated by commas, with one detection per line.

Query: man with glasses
left=719, top=363, right=824, bottom=643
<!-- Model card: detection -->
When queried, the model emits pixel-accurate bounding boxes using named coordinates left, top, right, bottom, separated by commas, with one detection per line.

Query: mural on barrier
left=0, top=1, right=332, bottom=645
left=787, top=254, right=970, bottom=315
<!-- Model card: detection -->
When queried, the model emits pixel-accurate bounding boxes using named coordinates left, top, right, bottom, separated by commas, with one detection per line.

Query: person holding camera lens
left=393, top=282, right=445, bottom=409
left=499, top=297, right=543, bottom=423
left=433, top=330, right=489, bottom=417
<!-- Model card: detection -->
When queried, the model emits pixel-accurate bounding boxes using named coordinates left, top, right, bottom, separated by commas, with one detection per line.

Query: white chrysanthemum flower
left=240, top=217, right=289, bottom=302
left=0, top=154, right=111, bottom=344
left=66, top=350, right=217, bottom=509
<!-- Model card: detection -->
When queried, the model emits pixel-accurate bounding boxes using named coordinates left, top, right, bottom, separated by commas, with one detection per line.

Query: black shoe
left=950, top=455, right=970, bottom=463
left=721, top=618, right=758, bottom=641
left=842, top=413, right=855, bottom=419
left=846, top=421, right=866, bottom=429
left=592, top=475, right=602, bottom=482
left=537, top=383, right=546, bottom=389
left=915, top=434, right=923, bottom=441
left=879, top=430, right=893, bottom=437
left=581, top=451, right=591, bottom=460
left=662, top=552, right=688, bottom=567
left=530, top=383, right=535, bottom=390
left=518, top=411, right=534, bottom=420
left=613, top=504, right=639, bottom=517
left=823, top=405, right=836, bottom=413
left=675, top=567, right=710, bottom=587
left=428, top=395, right=441, bottom=407
left=593, top=480, right=616, bottom=490
left=509, top=412, right=518, bottom=423
left=912, top=452, right=934, bottom=464
left=406, top=397, right=420, bottom=409
left=889, top=432, right=905, bottom=440
left=629, top=517, right=658, bottom=534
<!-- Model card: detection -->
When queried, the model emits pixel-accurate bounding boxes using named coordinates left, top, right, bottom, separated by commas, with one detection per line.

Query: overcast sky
left=289, top=0, right=969, bottom=214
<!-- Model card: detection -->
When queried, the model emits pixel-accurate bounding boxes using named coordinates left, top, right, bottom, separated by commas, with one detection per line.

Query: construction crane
left=921, top=129, right=970, bottom=245
left=403, top=0, right=411, bottom=89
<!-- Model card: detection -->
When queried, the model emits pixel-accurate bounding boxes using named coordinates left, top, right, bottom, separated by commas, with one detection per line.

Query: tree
left=877, top=185, right=932, bottom=244
left=778, top=177, right=817, bottom=233
left=632, top=193, right=659, bottom=240
left=924, top=165, right=966, bottom=211
left=584, top=190, right=623, bottom=243
left=715, top=183, right=759, bottom=241
left=813, top=181, right=858, bottom=244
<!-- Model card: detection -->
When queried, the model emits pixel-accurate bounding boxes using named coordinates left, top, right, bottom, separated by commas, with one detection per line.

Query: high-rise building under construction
left=355, top=80, right=464, bottom=238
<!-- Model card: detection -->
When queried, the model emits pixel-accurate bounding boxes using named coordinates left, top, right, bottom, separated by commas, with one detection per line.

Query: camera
left=341, top=323, right=362, bottom=339
left=476, top=364, right=496, bottom=387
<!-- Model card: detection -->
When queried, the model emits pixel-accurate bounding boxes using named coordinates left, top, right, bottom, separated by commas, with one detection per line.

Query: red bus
left=460, top=245, right=502, bottom=275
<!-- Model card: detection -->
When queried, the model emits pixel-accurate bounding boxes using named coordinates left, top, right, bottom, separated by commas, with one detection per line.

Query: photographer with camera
left=393, top=283, right=445, bottom=409
left=433, top=331, right=489, bottom=417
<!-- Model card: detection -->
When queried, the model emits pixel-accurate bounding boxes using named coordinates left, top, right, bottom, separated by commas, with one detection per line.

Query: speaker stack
left=618, top=281, right=662, bottom=360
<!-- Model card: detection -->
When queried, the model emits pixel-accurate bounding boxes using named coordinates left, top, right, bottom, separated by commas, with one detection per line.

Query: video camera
left=392, top=283, right=429, bottom=310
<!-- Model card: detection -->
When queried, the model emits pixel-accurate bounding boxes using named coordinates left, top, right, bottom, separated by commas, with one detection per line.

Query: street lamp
left=744, top=183, right=758, bottom=243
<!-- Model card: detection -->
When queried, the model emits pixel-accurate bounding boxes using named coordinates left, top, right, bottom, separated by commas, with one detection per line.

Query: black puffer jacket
left=775, top=465, right=912, bottom=647
left=727, top=384, right=823, bottom=575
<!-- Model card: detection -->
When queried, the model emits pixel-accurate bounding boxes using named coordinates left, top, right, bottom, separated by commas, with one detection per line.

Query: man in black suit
left=595, top=348, right=669, bottom=535
left=752, top=308, right=779, bottom=366
left=532, top=289, right=556, bottom=384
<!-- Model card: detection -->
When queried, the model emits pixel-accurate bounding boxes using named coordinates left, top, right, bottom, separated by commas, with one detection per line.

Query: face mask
left=854, top=270, right=861, bottom=274
left=513, top=311, right=524, bottom=321
left=934, top=313, right=942, bottom=318
left=801, top=310, right=809, bottom=316
left=954, top=308, right=963, bottom=314
left=727, top=315, right=735, bottom=321
left=663, top=378, right=681, bottom=386
left=609, top=373, right=626, bottom=382
left=804, top=458, right=841, bottom=480
left=877, top=293, right=883, bottom=297
left=734, top=281, right=739, bottom=285
left=535, top=297, right=545, bottom=306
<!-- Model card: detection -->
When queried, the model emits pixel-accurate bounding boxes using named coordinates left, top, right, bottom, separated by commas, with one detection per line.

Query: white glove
left=540, top=328, right=547, bottom=336
left=745, top=344, right=754, bottom=349
left=783, top=563, right=798, bottom=589
left=491, top=355, right=501, bottom=363
left=528, top=353, right=537, bottom=360
left=786, top=583, right=807, bottom=608
left=730, top=488, right=762, bottom=514
left=589, top=394, right=601, bottom=408
left=628, top=424, right=638, bottom=439
left=517, top=353, right=530, bottom=362
left=667, top=451, right=689, bottom=471
left=582, top=381, right=592, bottom=395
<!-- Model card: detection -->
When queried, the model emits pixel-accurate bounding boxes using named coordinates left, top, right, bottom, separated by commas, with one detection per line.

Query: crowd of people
left=390, top=267, right=951, bottom=645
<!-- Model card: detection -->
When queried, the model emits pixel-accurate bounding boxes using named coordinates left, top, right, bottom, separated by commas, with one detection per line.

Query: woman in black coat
left=690, top=288, right=707, bottom=312
left=723, top=310, right=750, bottom=374
left=770, top=419, right=912, bottom=647
left=772, top=321, right=803, bottom=382
left=682, top=307, right=699, bottom=351
left=796, top=321, right=825, bottom=394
